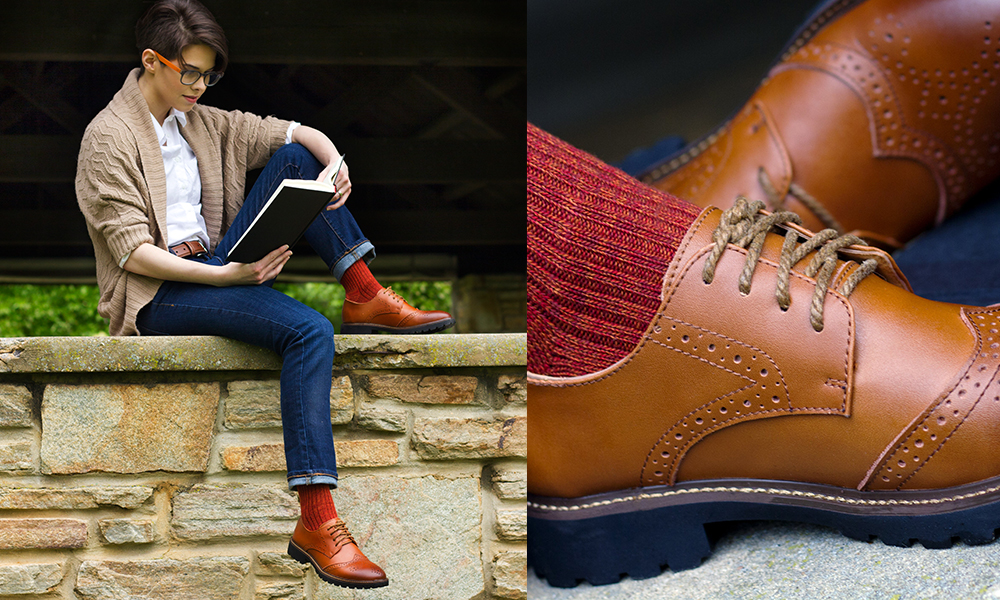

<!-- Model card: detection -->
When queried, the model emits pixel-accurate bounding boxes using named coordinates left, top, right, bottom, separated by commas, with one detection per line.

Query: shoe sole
left=287, top=539, right=389, bottom=589
left=528, top=476, right=1000, bottom=587
left=340, top=317, right=455, bottom=335
left=638, top=0, right=867, bottom=184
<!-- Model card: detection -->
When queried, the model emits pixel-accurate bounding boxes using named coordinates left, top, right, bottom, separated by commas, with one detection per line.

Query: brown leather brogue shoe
left=341, top=287, right=455, bottom=334
left=288, top=517, right=388, bottom=588
left=642, top=0, right=1000, bottom=249
left=529, top=198, right=1000, bottom=587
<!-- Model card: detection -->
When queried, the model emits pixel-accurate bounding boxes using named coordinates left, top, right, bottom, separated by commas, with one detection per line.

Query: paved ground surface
left=528, top=521, right=1000, bottom=599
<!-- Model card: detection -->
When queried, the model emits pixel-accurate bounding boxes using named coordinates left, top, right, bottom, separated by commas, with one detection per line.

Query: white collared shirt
left=154, top=108, right=209, bottom=250
left=118, top=113, right=300, bottom=267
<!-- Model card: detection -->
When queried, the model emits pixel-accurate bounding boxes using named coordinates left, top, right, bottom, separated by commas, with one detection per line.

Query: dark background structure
left=528, top=0, right=819, bottom=163
left=0, top=1, right=525, bottom=298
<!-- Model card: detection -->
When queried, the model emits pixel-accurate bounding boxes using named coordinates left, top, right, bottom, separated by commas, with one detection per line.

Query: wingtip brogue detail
left=529, top=201, right=1000, bottom=587
left=288, top=517, right=389, bottom=589
left=341, top=287, right=455, bottom=335
left=645, top=0, right=1000, bottom=248
left=864, top=307, right=1000, bottom=491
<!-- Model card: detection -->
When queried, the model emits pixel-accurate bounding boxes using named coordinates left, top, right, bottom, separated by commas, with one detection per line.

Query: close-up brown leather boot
left=642, top=0, right=1000, bottom=249
left=529, top=198, right=1000, bottom=587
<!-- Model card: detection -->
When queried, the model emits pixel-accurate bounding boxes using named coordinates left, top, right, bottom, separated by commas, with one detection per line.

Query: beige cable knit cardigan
left=75, top=69, right=292, bottom=335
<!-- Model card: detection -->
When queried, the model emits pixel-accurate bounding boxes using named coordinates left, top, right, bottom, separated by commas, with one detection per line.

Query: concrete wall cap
left=0, top=334, right=526, bottom=373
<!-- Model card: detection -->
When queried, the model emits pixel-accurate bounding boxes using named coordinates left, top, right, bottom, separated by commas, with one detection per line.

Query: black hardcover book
left=227, top=155, right=345, bottom=264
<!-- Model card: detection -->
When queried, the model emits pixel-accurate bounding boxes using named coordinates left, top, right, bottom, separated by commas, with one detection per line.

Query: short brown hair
left=135, top=0, right=228, bottom=72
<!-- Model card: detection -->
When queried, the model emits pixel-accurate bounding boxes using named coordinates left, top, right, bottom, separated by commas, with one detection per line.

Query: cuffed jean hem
left=287, top=474, right=339, bottom=490
left=330, top=241, right=376, bottom=280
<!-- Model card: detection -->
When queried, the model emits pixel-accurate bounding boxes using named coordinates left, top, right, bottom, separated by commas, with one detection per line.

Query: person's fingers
left=253, top=246, right=291, bottom=282
left=325, top=195, right=347, bottom=210
left=317, top=163, right=334, bottom=183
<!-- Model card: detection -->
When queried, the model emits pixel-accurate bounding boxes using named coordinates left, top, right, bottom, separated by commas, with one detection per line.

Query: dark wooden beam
left=0, top=1, right=525, bottom=67
left=411, top=69, right=523, bottom=140
left=0, top=254, right=460, bottom=285
left=0, top=209, right=522, bottom=247
left=0, top=135, right=523, bottom=184
left=0, top=67, right=87, bottom=135
left=306, top=70, right=405, bottom=136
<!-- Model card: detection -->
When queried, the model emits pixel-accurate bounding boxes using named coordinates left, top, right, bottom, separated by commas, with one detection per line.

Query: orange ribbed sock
left=340, top=260, right=382, bottom=304
left=297, top=484, right=338, bottom=531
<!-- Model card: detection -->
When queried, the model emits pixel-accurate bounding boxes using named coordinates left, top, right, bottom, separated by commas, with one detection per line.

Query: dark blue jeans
left=136, top=143, right=375, bottom=489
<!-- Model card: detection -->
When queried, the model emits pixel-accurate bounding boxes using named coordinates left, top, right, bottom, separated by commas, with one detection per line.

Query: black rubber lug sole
left=340, top=317, right=455, bottom=335
left=287, top=540, right=389, bottom=589
left=529, top=478, right=1000, bottom=588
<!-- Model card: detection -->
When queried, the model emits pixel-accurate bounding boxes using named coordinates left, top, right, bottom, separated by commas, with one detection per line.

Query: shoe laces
left=323, top=519, right=358, bottom=551
left=758, top=167, right=844, bottom=233
left=702, top=197, right=879, bottom=332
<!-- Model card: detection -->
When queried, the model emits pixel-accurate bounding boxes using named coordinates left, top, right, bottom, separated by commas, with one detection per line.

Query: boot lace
left=323, top=519, right=358, bottom=551
left=702, top=197, right=878, bottom=332
left=757, top=167, right=843, bottom=233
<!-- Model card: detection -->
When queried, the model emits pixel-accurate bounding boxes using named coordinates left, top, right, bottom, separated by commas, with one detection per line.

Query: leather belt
left=168, top=239, right=209, bottom=259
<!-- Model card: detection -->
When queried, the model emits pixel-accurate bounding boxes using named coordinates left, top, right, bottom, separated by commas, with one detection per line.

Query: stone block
left=313, top=475, right=483, bottom=600
left=0, top=518, right=87, bottom=549
left=495, top=507, right=527, bottom=541
left=412, top=416, right=527, bottom=460
left=225, top=380, right=280, bottom=428
left=0, top=486, right=152, bottom=510
left=497, top=374, right=527, bottom=405
left=98, top=519, right=155, bottom=545
left=0, top=384, right=32, bottom=427
left=256, top=552, right=306, bottom=577
left=222, top=443, right=286, bottom=472
left=40, top=383, right=218, bottom=474
left=226, top=377, right=353, bottom=428
left=255, top=580, right=305, bottom=600
left=492, top=550, right=527, bottom=600
left=335, top=440, right=399, bottom=468
left=357, top=403, right=408, bottom=433
left=171, top=483, right=299, bottom=541
left=491, top=467, right=527, bottom=500
left=0, top=562, right=63, bottom=595
left=75, top=557, right=249, bottom=600
left=0, top=439, right=32, bottom=473
left=364, top=374, right=478, bottom=404
left=223, top=440, right=399, bottom=472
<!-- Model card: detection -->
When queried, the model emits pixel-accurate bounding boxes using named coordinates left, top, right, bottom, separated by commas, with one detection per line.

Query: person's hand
left=318, top=159, right=351, bottom=210
left=218, top=245, right=292, bottom=286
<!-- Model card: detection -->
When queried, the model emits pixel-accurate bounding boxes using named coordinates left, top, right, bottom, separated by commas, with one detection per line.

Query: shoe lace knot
left=702, top=197, right=879, bottom=332
left=323, top=519, right=358, bottom=550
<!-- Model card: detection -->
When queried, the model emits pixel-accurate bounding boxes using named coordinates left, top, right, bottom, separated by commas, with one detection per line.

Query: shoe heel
left=287, top=540, right=312, bottom=566
left=529, top=503, right=712, bottom=587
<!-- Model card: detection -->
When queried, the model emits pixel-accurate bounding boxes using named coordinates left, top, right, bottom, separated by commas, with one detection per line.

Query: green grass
left=0, top=281, right=452, bottom=337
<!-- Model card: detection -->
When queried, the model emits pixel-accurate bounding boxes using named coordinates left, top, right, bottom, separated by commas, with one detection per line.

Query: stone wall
left=0, top=334, right=526, bottom=600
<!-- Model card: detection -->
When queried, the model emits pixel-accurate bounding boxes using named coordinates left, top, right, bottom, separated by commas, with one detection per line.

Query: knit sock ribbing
left=297, top=484, right=338, bottom=531
left=340, top=260, right=383, bottom=304
left=527, top=123, right=702, bottom=377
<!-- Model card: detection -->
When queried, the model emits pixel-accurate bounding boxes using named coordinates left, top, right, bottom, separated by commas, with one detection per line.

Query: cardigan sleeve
left=200, top=106, right=291, bottom=171
left=75, top=121, right=156, bottom=262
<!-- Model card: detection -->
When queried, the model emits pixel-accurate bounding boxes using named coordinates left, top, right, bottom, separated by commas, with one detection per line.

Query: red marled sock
left=527, top=123, right=701, bottom=377
left=340, top=260, right=382, bottom=304
left=297, top=484, right=338, bottom=531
